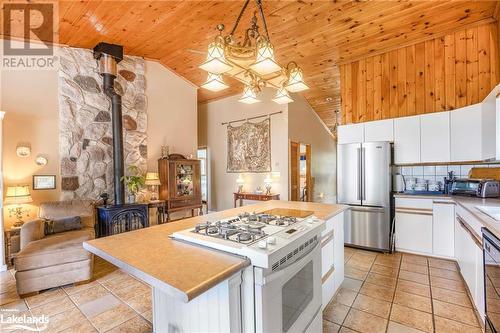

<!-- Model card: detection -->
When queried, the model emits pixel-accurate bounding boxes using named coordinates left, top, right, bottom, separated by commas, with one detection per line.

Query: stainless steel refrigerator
left=337, top=141, right=392, bottom=251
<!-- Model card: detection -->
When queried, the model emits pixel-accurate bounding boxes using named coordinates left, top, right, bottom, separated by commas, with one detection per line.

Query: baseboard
left=395, top=248, right=456, bottom=261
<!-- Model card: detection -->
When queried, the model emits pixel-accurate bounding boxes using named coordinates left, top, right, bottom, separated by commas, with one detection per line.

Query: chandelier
left=199, top=0, right=309, bottom=104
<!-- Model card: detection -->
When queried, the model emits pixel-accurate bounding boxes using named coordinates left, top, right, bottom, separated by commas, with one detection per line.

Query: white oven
left=253, top=237, right=322, bottom=333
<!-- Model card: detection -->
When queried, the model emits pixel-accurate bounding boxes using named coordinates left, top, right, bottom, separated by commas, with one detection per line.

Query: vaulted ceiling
left=3, top=1, right=499, bottom=127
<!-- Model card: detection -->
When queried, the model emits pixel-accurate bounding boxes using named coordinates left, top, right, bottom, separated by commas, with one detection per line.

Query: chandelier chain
left=255, top=0, right=270, bottom=41
left=229, top=0, right=251, bottom=37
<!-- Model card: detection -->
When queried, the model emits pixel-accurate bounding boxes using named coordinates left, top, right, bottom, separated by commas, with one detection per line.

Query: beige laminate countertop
left=84, top=200, right=347, bottom=302
left=394, top=193, right=500, bottom=239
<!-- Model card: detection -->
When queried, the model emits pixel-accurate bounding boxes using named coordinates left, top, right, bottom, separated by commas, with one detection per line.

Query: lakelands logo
left=2, top=2, right=59, bottom=70
left=0, top=310, right=49, bottom=331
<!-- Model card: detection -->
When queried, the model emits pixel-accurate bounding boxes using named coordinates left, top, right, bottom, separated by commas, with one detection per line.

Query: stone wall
left=58, top=46, right=147, bottom=201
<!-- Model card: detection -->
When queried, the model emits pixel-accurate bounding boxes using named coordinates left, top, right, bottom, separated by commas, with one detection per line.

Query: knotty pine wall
left=340, top=22, right=499, bottom=124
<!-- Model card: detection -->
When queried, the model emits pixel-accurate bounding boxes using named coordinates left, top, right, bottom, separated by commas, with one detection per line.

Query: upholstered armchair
left=14, top=200, right=96, bottom=296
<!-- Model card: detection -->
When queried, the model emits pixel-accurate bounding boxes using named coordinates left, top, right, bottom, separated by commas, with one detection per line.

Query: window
left=197, top=147, right=208, bottom=203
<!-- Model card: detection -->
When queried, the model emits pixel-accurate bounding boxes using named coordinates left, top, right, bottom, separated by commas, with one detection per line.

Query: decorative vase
left=128, top=194, right=136, bottom=204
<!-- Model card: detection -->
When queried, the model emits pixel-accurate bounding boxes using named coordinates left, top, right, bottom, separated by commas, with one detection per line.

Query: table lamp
left=264, top=174, right=273, bottom=195
left=145, top=172, right=161, bottom=201
left=236, top=174, right=245, bottom=193
left=5, top=185, right=33, bottom=227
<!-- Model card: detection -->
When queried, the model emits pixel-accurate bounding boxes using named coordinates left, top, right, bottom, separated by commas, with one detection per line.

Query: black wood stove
left=93, top=42, right=149, bottom=237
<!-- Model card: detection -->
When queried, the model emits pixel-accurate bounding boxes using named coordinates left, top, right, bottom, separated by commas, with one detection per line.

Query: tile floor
left=0, top=248, right=480, bottom=333
left=322, top=247, right=481, bottom=333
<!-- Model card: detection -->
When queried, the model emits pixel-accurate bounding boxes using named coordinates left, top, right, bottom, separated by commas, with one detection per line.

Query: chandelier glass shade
left=199, top=0, right=308, bottom=104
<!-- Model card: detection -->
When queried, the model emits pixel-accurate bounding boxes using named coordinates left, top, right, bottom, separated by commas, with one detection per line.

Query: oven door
left=483, top=228, right=500, bottom=333
left=254, top=241, right=322, bottom=333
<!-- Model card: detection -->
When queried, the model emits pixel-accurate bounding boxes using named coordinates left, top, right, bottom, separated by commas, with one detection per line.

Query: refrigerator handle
left=357, top=147, right=362, bottom=201
left=362, top=147, right=366, bottom=200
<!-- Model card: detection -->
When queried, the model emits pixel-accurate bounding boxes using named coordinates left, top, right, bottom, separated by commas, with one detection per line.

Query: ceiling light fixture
left=199, top=0, right=308, bottom=105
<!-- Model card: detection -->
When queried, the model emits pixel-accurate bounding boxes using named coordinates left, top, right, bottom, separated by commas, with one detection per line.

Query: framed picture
left=33, top=175, right=56, bottom=190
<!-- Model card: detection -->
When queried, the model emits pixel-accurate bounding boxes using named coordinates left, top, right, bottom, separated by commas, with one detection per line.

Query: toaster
left=450, top=179, right=500, bottom=198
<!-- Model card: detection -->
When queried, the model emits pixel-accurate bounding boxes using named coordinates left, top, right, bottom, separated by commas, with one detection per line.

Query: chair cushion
left=15, top=228, right=93, bottom=271
left=44, top=215, right=81, bottom=235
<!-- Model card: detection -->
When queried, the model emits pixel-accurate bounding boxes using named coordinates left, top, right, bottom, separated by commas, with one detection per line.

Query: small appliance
left=394, top=173, right=405, bottom=193
left=450, top=179, right=500, bottom=198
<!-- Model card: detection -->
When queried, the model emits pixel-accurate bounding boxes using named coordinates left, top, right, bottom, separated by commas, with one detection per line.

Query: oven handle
left=260, top=241, right=320, bottom=285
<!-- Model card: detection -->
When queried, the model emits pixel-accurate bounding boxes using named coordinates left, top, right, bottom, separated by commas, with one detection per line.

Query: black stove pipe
left=93, top=43, right=125, bottom=205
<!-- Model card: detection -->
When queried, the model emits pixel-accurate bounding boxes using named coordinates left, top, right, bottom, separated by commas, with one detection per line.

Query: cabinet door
left=475, top=245, right=485, bottom=322
left=394, top=115, right=421, bottom=164
left=450, top=104, right=482, bottom=162
left=364, top=119, right=394, bottom=142
left=395, top=211, right=433, bottom=254
left=432, top=202, right=455, bottom=257
left=338, top=124, right=364, bottom=144
left=421, top=112, right=450, bottom=163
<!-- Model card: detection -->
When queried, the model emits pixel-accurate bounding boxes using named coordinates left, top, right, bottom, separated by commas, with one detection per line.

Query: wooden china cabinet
left=158, top=154, right=202, bottom=221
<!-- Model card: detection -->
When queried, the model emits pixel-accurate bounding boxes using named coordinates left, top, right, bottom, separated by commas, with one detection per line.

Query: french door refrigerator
left=337, top=141, right=392, bottom=251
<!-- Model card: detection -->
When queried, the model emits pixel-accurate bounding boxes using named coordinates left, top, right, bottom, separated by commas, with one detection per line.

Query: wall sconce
left=35, top=154, right=48, bottom=166
left=5, top=185, right=33, bottom=227
left=145, top=172, right=161, bottom=201
left=236, top=174, right=245, bottom=193
left=16, top=142, right=31, bottom=157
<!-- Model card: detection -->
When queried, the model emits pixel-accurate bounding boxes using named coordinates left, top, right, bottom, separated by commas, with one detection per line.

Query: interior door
left=305, top=144, right=312, bottom=202
left=362, top=142, right=390, bottom=207
left=337, top=143, right=361, bottom=205
left=290, top=141, right=300, bottom=201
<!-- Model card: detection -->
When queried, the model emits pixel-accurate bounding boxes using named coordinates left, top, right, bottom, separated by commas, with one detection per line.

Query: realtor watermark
left=0, top=309, right=49, bottom=331
left=2, top=1, right=59, bottom=70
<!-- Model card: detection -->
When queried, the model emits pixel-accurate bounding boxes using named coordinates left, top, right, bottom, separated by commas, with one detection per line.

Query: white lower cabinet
left=432, top=202, right=455, bottom=257
left=321, top=211, right=344, bottom=308
left=395, top=211, right=433, bottom=254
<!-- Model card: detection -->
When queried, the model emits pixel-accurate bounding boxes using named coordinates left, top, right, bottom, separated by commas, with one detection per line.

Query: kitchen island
left=84, top=200, right=347, bottom=333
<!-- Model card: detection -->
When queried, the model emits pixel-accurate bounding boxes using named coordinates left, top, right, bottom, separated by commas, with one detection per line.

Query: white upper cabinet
left=451, top=103, right=495, bottom=162
left=394, top=115, right=421, bottom=164
left=364, top=119, right=394, bottom=142
left=420, top=112, right=450, bottom=163
left=337, top=123, right=364, bottom=144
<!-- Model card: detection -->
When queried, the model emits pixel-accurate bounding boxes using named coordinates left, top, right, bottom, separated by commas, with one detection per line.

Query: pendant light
left=272, top=86, right=294, bottom=104
left=199, top=38, right=233, bottom=74
left=238, top=84, right=260, bottom=104
left=285, top=63, right=309, bottom=93
left=249, top=38, right=281, bottom=75
left=200, top=73, right=229, bottom=92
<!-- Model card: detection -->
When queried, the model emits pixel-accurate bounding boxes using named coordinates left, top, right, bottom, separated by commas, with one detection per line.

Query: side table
left=233, top=192, right=280, bottom=208
left=147, top=200, right=167, bottom=224
left=5, top=226, right=21, bottom=266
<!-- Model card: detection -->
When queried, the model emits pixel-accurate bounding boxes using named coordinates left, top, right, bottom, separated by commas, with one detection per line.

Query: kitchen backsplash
left=393, top=164, right=500, bottom=182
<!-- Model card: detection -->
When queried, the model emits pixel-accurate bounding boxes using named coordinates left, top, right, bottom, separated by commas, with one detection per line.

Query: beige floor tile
left=341, top=277, right=363, bottom=292
left=96, top=269, right=128, bottom=283
left=397, top=279, right=431, bottom=298
left=323, top=320, right=340, bottom=333
left=63, top=280, right=100, bottom=296
left=400, top=262, right=428, bottom=275
left=333, top=288, right=358, bottom=307
left=111, top=279, right=150, bottom=301
left=100, top=273, right=138, bottom=292
left=346, top=256, right=374, bottom=271
left=106, top=315, right=152, bottom=333
left=430, top=276, right=467, bottom=293
left=25, top=288, right=66, bottom=308
left=432, top=299, right=479, bottom=327
left=401, top=254, right=428, bottom=266
left=0, top=292, right=21, bottom=307
left=345, top=264, right=369, bottom=281
left=354, top=249, right=379, bottom=258
left=351, top=293, right=391, bottom=318
left=70, top=284, right=111, bottom=306
left=343, top=308, right=387, bottom=333
left=0, top=310, right=36, bottom=333
left=0, top=299, right=28, bottom=311
left=141, top=309, right=152, bottom=323
left=399, top=270, right=429, bottom=285
left=59, top=320, right=98, bottom=333
left=359, top=282, right=395, bottom=302
left=434, top=315, right=482, bottom=333
left=431, top=286, right=472, bottom=307
left=30, top=295, right=75, bottom=317
left=1, top=280, right=17, bottom=295
left=79, top=294, right=122, bottom=318
left=393, top=290, right=432, bottom=313
left=0, top=270, right=15, bottom=284
left=323, top=302, right=350, bottom=325
left=125, top=291, right=151, bottom=314
left=339, top=327, right=358, bottom=333
left=44, top=307, right=87, bottom=332
left=387, top=321, right=426, bottom=333
left=370, top=264, right=399, bottom=277
left=430, top=267, right=462, bottom=281
left=428, top=258, right=458, bottom=271
left=374, top=255, right=401, bottom=268
left=88, top=302, right=136, bottom=332
left=390, top=303, right=433, bottom=333
left=365, top=272, right=397, bottom=288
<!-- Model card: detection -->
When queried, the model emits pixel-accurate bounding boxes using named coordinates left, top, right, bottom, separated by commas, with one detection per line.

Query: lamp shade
left=272, top=87, right=294, bottom=104
left=236, top=174, right=245, bottom=185
left=285, top=65, right=309, bottom=92
left=5, top=185, right=33, bottom=205
left=249, top=40, right=281, bottom=75
left=201, top=73, right=229, bottom=92
left=144, top=172, right=161, bottom=186
left=238, top=85, right=260, bottom=104
left=199, top=40, right=233, bottom=74
left=264, top=174, right=272, bottom=185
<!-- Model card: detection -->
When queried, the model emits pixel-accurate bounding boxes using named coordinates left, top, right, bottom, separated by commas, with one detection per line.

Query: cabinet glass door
left=175, top=163, right=194, bottom=197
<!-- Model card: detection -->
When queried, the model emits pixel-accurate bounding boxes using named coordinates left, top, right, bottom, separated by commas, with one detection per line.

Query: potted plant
left=121, top=166, right=145, bottom=203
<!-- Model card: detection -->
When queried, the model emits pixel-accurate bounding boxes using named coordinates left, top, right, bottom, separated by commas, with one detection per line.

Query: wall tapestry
left=227, top=118, right=271, bottom=173
left=58, top=46, right=148, bottom=200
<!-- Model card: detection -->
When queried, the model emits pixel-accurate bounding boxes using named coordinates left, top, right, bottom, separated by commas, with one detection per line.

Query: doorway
left=290, top=142, right=311, bottom=202
left=197, top=147, right=209, bottom=213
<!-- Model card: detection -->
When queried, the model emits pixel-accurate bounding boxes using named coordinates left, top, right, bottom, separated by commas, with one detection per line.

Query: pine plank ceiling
left=4, top=1, right=499, bottom=127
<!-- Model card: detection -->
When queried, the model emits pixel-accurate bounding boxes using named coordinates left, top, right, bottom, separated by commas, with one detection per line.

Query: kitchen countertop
left=394, top=193, right=500, bottom=239
left=84, top=200, right=347, bottom=302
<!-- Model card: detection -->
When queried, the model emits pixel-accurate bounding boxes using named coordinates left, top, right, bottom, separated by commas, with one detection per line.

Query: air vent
left=270, top=235, right=318, bottom=271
